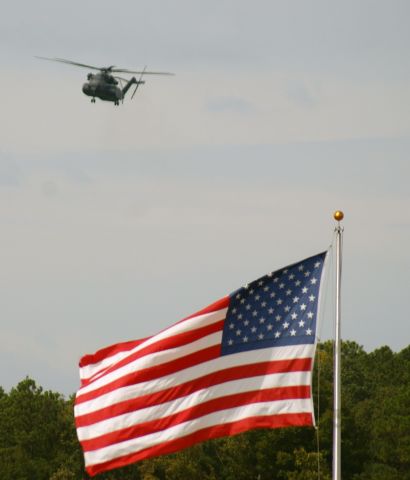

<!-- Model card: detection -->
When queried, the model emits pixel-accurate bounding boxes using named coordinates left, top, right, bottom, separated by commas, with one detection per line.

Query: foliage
left=0, top=342, right=409, bottom=479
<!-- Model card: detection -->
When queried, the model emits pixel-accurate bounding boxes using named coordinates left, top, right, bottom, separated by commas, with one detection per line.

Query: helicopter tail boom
left=122, top=77, right=145, bottom=98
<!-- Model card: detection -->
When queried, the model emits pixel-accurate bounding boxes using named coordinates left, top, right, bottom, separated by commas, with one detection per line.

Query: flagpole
left=332, top=210, right=344, bottom=480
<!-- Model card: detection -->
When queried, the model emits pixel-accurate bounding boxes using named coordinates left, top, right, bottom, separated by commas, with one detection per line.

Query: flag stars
left=223, top=252, right=324, bottom=352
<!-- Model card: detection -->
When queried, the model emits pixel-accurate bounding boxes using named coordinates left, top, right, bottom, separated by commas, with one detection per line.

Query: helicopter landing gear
left=91, top=98, right=96, bottom=103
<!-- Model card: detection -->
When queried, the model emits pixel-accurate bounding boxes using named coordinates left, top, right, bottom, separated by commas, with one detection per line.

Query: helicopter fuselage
left=82, top=73, right=124, bottom=104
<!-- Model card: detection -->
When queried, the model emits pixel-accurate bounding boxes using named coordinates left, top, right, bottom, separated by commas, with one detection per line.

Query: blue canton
left=221, top=252, right=327, bottom=356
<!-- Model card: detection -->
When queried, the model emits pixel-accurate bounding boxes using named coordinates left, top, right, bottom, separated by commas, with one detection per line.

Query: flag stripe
left=79, top=298, right=229, bottom=375
left=78, top=373, right=310, bottom=441
left=77, top=343, right=221, bottom=405
left=80, top=384, right=311, bottom=451
left=84, top=320, right=225, bottom=383
left=76, top=359, right=312, bottom=428
left=84, top=399, right=313, bottom=466
left=77, top=310, right=227, bottom=395
left=86, top=411, right=312, bottom=476
left=75, top=344, right=314, bottom=417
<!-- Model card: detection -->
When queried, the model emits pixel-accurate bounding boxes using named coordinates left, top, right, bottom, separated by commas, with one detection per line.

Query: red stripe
left=80, top=297, right=229, bottom=371
left=181, top=296, right=230, bottom=322
left=86, top=412, right=313, bottom=476
left=80, top=338, right=149, bottom=369
left=77, top=320, right=225, bottom=401
left=76, top=357, right=312, bottom=427
left=80, top=385, right=311, bottom=451
left=76, top=343, right=222, bottom=405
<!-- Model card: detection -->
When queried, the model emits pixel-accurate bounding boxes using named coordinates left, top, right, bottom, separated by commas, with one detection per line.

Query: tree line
left=1, top=341, right=409, bottom=479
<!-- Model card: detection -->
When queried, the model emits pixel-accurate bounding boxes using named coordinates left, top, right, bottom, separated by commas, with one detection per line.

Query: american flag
left=75, top=251, right=328, bottom=476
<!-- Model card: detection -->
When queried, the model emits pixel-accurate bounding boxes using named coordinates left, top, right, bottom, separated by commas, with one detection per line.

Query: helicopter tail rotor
left=131, top=66, right=147, bottom=100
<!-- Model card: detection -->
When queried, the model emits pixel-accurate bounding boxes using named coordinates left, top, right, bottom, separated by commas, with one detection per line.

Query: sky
left=1, top=0, right=409, bottom=396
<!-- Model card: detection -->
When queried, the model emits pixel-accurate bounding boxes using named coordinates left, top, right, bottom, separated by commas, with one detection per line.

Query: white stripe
left=75, top=343, right=315, bottom=417
left=77, top=369, right=311, bottom=441
left=79, top=308, right=228, bottom=381
left=78, top=330, right=223, bottom=397
left=84, top=398, right=312, bottom=466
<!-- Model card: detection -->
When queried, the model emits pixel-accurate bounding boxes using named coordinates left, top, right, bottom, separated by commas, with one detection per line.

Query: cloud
left=207, top=96, right=255, bottom=114
left=0, top=152, right=23, bottom=186
left=285, top=80, right=318, bottom=109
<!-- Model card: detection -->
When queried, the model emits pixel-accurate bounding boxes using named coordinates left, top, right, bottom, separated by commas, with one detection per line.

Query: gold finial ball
left=333, top=210, right=344, bottom=222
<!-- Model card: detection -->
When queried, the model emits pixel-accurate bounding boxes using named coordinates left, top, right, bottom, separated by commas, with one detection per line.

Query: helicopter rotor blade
left=131, top=66, right=147, bottom=100
left=36, top=57, right=174, bottom=76
left=112, top=68, right=174, bottom=75
left=35, top=56, right=105, bottom=71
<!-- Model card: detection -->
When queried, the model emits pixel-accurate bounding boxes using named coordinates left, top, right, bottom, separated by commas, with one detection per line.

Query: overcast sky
left=1, top=0, right=409, bottom=395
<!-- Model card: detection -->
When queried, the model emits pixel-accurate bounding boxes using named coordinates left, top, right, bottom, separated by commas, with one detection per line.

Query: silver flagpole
left=332, top=210, right=344, bottom=480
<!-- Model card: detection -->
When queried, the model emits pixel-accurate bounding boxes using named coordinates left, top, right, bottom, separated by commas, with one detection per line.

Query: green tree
left=0, top=378, right=82, bottom=480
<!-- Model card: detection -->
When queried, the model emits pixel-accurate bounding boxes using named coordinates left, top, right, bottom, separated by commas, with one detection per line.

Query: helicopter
left=36, top=57, right=174, bottom=105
